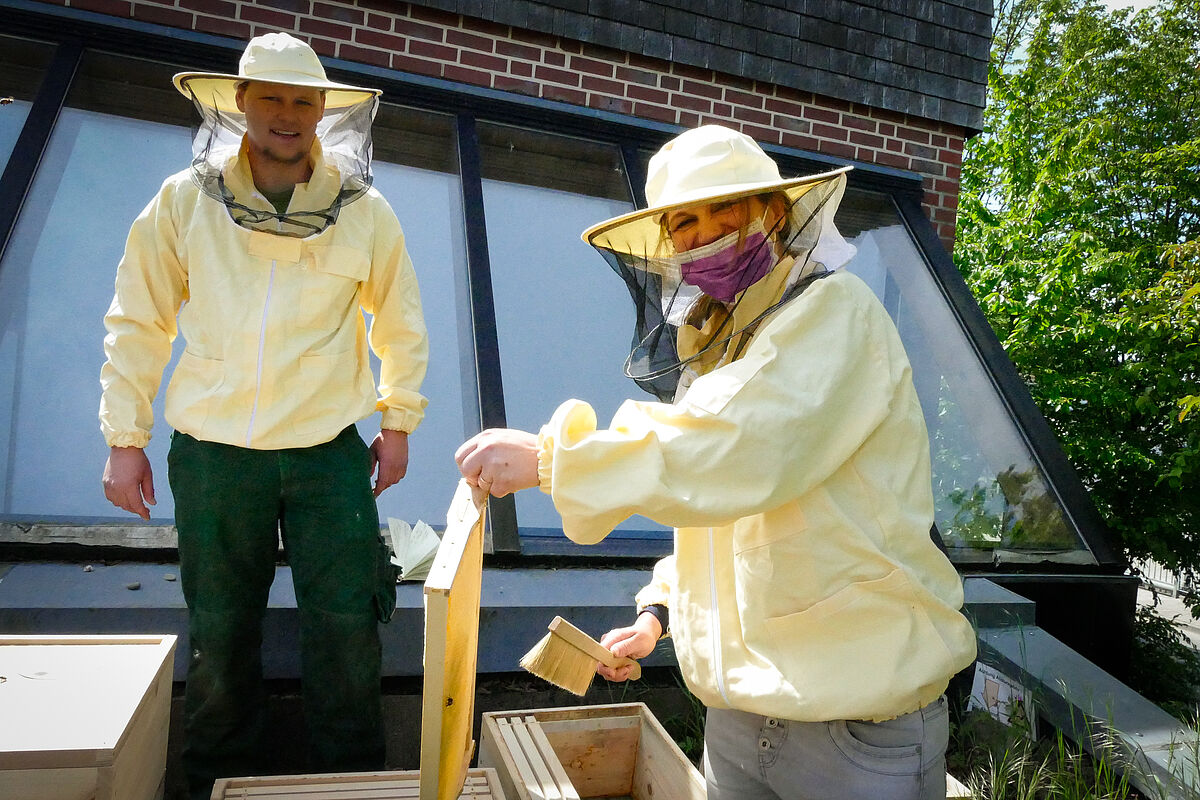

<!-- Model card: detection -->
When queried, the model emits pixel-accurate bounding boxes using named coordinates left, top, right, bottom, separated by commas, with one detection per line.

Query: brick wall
left=35, top=0, right=966, bottom=248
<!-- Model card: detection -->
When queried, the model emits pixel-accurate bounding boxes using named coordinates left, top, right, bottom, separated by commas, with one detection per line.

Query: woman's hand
left=455, top=428, right=539, bottom=497
left=597, top=611, right=661, bottom=681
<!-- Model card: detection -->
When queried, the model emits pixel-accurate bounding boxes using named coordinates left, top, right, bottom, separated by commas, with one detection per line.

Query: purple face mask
left=675, top=221, right=776, bottom=302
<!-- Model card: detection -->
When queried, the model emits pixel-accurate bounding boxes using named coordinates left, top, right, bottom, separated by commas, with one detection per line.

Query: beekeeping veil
left=172, top=32, right=381, bottom=237
left=582, top=125, right=858, bottom=401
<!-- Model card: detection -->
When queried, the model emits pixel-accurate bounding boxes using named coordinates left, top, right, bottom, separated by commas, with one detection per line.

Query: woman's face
left=664, top=195, right=784, bottom=253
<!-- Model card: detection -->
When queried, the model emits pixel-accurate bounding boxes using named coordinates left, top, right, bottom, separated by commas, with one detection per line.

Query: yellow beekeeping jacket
left=537, top=263, right=977, bottom=722
left=100, top=143, right=428, bottom=450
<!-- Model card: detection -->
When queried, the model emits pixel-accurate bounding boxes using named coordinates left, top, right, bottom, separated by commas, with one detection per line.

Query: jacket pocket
left=164, top=351, right=225, bottom=431
left=309, top=245, right=371, bottom=281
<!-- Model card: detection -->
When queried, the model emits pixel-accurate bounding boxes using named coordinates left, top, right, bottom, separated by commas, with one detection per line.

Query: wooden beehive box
left=212, top=480, right=500, bottom=800
left=0, top=634, right=177, bottom=800
left=479, top=703, right=705, bottom=800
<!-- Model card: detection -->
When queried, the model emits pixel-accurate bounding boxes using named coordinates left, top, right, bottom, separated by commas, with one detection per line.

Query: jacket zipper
left=707, top=527, right=732, bottom=706
left=245, top=259, right=275, bottom=447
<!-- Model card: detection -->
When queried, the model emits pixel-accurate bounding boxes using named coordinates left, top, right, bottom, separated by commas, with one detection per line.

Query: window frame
left=0, top=4, right=1123, bottom=573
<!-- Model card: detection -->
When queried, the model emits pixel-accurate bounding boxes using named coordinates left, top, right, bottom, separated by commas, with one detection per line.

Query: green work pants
left=169, top=427, right=396, bottom=799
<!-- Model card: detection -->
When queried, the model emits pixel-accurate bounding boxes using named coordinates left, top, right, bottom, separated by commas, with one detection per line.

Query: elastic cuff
left=535, top=428, right=554, bottom=494
left=379, top=408, right=420, bottom=434
left=105, top=431, right=151, bottom=448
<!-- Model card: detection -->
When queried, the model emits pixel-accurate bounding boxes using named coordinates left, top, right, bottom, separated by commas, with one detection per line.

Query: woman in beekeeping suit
left=456, top=124, right=977, bottom=800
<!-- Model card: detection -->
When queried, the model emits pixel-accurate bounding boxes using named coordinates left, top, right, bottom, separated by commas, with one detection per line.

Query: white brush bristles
left=519, top=630, right=597, bottom=696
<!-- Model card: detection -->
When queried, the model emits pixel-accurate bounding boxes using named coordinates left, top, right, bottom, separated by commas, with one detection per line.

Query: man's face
left=235, top=81, right=325, bottom=167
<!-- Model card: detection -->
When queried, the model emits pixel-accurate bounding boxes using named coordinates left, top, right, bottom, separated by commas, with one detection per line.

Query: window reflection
left=0, top=36, right=54, bottom=173
left=837, top=189, right=1094, bottom=566
left=478, top=123, right=669, bottom=541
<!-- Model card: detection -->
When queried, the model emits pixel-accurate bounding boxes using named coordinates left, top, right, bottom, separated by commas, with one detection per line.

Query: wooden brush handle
left=549, top=616, right=643, bottom=680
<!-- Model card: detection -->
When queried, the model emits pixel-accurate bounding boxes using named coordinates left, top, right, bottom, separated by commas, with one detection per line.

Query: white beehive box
left=0, top=634, right=177, bottom=800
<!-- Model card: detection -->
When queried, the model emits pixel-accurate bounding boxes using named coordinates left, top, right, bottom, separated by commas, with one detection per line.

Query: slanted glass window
left=360, top=105, right=468, bottom=526
left=0, top=37, right=54, bottom=175
left=0, top=52, right=193, bottom=520
left=477, top=123, right=670, bottom=551
left=836, top=188, right=1096, bottom=566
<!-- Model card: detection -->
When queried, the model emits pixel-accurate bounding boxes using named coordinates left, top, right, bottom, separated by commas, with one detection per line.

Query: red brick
left=542, top=85, right=586, bottom=106
left=924, top=190, right=940, bottom=207
left=723, top=87, right=763, bottom=108
left=700, top=114, right=734, bottom=127
left=308, top=37, right=336, bottom=56
left=933, top=207, right=957, bottom=224
left=939, top=147, right=963, bottom=167
left=570, top=55, right=614, bottom=78
left=660, top=75, right=680, bottom=91
left=780, top=131, right=820, bottom=151
left=616, top=65, right=659, bottom=86
left=764, top=97, right=805, bottom=117
left=816, top=140, right=855, bottom=159
left=627, top=84, right=668, bottom=104
left=874, top=151, right=909, bottom=170
left=313, top=1, right=363, bottom=24
left=409, top=4, right=458, bottom=25
left=366, top=12, right=392, bottom=31
left=931, top=133, right=948, bottom=148
left=510, top=60, right=533, bottom=77
left=494, top=75, right=541, bottom=97
left=849, top=131, right=885, bottom=149
left=299, top=17, right=351, bottom=39
left=679, top=111, right=701, bottom=127
left=447, top=29, right=495, bottom=52
left=391, top=53, right=442, bottom=78
left=588, top=94, right=633, bottom=114
left=945, top=165, right=961, bottom=181
left=534, top=64, right=579, bottom=86
left=775, top=115, right=810, bottom=134
left=460, top=50, right=506, bottom=72
left=712, top=102, right=732, bottom=116
left=681, top=79, right=721, bottom=100
left=775, top=84, right=812, bottom=103
left=511, top=28, right=558, bottom=48
left=132, top=4, right=193, bottom=27
left=878, top=122, right=896, bottom=137
left=629, top=52, right=667, bottom=71
left=942, top=193, right=960, bottom=212
left=195, top=13, right=252, bottom=37
left=741, top=124, right=780, bottom=144
left=409, top=39, right=456, bottom=61
left=802, top=106, right=839, bottom=124
left=896, top=125, right=932, bottom=144
left=355, top=28, right=407, bottom=51
left=461, top=15, right=509, bottom=37
left=443, top=64, right=492, bottom=87
left=240, top=4, right=294, bottom=27
left=634, top=102, right=675, bottom=124
left=732, top=105, right=770, bottom=125
left=582, top=75, right=623, bottom=95
left=910, top=158, right=945, bottom=176
left=179, top=0, right=234, bottom=15
left=395, top=18, right=443, bottom=41
left=934, top=178, right=958, bottom=194
left=543, top=51, right=567, bottom=67
left=841, top=114, right=876, bottom=133
left=497, top=40, right=541, bottom=61
left=72, top=0, right=132, bottom=16
left=884, top=138, right=904, bottom=153
left=904, top=141, right=938, bottom=160
left=338, top=42, right=390, bottom=67
left=672, top=62, right=712, bottom=81
left=669, top=93, right=711, bottom=113
left=810, top=122, right=848, bottom=141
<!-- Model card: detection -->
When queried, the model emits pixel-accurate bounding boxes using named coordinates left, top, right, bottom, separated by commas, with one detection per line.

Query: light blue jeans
left=703, top=696, right=949, bottom=800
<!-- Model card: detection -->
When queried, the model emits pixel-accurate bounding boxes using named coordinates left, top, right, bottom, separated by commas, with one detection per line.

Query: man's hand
left=597, top=612, right=661, bottom=682
left=370, top=429, right=409, bottom=497
left=454, top=428, right=539, bottom=497
left=102, top=446, right=156, bottom=520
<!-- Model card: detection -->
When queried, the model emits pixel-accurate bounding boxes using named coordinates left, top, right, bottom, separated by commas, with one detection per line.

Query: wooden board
left=212, top=767, right=504, bottom=798
left=0, top=635, right=176, bottom=800
left=419, top=480, right=486, bottom=800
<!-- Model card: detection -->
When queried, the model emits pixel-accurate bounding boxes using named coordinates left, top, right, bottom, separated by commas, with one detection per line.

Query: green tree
left=955, top=0, right=1199, bottom=582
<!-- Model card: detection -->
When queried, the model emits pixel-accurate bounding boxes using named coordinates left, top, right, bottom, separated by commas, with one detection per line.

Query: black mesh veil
left=183, top=85, right=378, bottom=237
left=585, top=171, right=854, bottom=402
